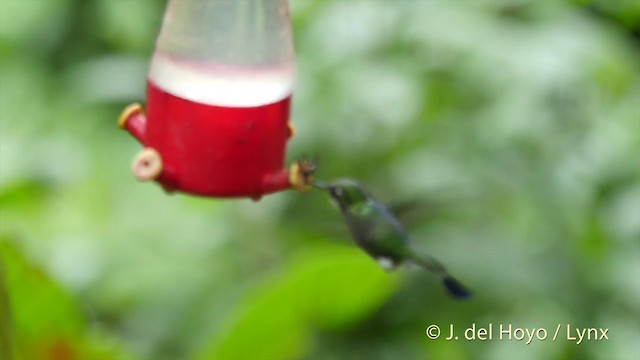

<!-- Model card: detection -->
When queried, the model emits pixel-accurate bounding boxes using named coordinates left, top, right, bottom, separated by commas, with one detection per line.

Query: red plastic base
left=123, top=80, right=294, bottom=199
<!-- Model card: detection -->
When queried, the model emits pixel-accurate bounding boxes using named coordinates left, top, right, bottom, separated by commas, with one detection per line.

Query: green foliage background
left=1, top=1, right=639, bottom=359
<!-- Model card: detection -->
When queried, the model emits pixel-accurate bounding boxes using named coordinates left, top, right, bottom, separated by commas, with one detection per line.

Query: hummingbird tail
left=409, top=251, right=448, bottom=277
left=410, top=251, right=472, bottom=300
left=442, top=276, right=472, bottom=300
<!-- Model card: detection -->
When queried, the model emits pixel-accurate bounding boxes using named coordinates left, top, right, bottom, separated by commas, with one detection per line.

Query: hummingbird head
left=314, top=179, right=370, bottom=208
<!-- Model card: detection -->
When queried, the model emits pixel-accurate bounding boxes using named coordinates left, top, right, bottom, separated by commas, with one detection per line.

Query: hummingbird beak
left=312, top=180, right=330, bottom=190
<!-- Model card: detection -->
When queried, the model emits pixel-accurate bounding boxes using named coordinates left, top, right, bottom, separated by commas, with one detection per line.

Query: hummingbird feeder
left=118, top=0, right=310, bottom=200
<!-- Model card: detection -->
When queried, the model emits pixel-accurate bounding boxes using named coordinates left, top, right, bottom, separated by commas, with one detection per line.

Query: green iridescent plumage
left=315, top=179, right=471, bottom=299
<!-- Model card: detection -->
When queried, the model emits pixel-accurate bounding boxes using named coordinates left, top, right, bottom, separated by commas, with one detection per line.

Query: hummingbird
left=314, top=179, right=471, bottom=299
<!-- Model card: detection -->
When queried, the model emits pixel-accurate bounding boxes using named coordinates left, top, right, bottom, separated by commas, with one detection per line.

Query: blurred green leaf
left=0, top=239, right=131, bottom=360
left=195, top=243, right=397, bottom=360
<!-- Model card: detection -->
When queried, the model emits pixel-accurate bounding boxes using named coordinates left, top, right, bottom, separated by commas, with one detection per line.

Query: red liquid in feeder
left=145, top=80, right=292, bottom=197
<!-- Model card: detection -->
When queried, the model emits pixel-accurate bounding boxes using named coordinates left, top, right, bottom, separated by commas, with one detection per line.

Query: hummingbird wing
left=386, top=199, right=442, bottom=228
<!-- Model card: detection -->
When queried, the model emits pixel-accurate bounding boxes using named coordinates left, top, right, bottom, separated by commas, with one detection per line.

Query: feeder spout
left=259, top=169, right=292, bottom=200
left=118, top=103, right=147, bottom=144
left=258, top=159, right=316, bottom=200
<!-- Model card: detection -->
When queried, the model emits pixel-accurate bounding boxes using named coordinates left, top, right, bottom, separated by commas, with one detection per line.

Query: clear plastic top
left=149, top=0, right=296, bottom=107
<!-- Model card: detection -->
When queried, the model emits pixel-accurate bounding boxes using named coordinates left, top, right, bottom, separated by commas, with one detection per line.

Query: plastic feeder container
left=118, top=0, right=297, bottom=199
